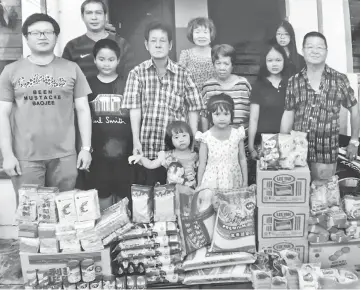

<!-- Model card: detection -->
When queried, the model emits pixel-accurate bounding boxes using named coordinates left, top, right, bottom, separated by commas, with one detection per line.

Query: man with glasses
left=0, top=13, right=92, bottom=202
left=280, top=31, right=360, bottom=181
left=62, top=0, right=134, bottom=79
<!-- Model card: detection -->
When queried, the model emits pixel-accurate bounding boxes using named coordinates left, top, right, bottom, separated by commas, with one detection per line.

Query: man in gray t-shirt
left=0, top=13, right=92, bottom=203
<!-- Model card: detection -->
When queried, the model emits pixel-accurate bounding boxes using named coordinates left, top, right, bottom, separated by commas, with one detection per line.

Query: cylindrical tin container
left=67, top=260, right=81, bottom=284
left=81, top=259, right=96, bottom=282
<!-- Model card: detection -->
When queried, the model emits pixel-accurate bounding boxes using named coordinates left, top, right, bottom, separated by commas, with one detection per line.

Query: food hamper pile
left=15, top=130, right=360, bottom=289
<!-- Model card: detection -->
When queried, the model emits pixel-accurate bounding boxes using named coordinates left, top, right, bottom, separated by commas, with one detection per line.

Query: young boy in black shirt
left=86, top=39, right=132, bottom=211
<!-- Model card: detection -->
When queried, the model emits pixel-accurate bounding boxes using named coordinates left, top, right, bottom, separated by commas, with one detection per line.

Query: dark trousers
left=131, top=164, right=167, bottom=186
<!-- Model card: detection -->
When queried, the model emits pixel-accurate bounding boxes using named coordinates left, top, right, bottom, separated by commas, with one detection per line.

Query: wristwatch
left=349, top=139, right=360, bottom=147
left=81, top=146, right=94, bottom=153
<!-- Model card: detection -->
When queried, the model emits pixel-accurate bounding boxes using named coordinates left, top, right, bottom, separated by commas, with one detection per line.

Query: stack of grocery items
left=308, top=173, right=360, bottom=270
left=16, top=185, right=132, bottom=289
left=109, top=183, right=185, bottom=288
left=250, top=249, right=360, bottom=289
left=256, top=132, right=311, bottom=263
left=176, top=184, right=256, bottom=286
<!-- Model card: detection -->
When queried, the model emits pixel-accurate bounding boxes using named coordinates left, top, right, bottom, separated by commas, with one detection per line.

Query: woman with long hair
left=273, top=20, right=305, bottom=76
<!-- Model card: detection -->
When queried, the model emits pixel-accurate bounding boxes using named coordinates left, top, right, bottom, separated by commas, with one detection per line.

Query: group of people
left=0, top=0, right=359, bottom=212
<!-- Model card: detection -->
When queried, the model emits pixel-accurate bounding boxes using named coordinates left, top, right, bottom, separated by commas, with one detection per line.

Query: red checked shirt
left=285, top=65, right=357, bottom=164
left=122, top=58, right=204, bottom=160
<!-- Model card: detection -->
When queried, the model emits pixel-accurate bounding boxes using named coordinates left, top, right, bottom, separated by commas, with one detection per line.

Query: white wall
left=287, top=0, right=319, bottom=55
left=174, top=0, right=208, bottom=27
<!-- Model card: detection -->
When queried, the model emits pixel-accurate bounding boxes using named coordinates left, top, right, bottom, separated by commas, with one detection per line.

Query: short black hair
left=144, top=21, right=172, bottom=43
left=81, top=0, right=107, bottom=15
left=207, top=93, right=235, bottom=125
left=302, top=31, right=328, bottom=48
left=165, top=121, right=193, bottom=150
left=211, top=44, right=236, bottom=66
left=258, top=40, right=288, bottom=80
left=93, top=39, right=120, bottom=59
left=22, top=13, right=60, bottom=36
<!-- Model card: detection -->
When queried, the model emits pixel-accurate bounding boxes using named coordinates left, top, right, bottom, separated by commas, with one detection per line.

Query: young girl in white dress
left=196, top=94, right=248, bottom=189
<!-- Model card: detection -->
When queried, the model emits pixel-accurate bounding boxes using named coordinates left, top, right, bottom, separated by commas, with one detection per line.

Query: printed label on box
left=262, top=175, right=308, bottom=203
left=260, top=208, right=307, bottom=239
left=258, top=239, right=308, bottom=262
left=308, top=240, right=360, bottom=270
left=256, top=161, right=310, bottom=206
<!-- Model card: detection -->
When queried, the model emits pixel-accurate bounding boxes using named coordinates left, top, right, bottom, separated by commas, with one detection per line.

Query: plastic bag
left=131, top=185, right=153, bottom=223
left=154, top=184, right=176, bottom=222
left=291, top=131, right=308, bottom=167
left=16, top=185, right=38, bottom=222
left=182, top=246, right=255, bottom=271
left=260, top=134, right=280, bottom=170
left=175, top=185, right=215, bottom=256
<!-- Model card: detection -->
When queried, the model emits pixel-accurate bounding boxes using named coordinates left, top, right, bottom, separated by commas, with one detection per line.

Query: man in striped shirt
left=123, top=21, right=203, bottom=185
left=280, top=32, right=359, bottom=181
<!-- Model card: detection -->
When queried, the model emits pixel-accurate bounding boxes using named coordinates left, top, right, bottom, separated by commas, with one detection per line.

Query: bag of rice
left=154, top=184, right=176, bottom=222
left=183, top=246, right=256, bottom=271
left=183, top=265, right=251, bottom=285
left=132, top=184, right=153, bottom=223
left=210, top=185, right=256, bottom=253
left=175, top=185, right=216, bottom=256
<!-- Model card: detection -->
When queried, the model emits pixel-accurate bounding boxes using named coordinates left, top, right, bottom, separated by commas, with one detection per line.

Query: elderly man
left=0, top=13, right=92, bottom=203
left=280, top=31, right=360, bottom=181
left=123, top=21, right=203, bottom=185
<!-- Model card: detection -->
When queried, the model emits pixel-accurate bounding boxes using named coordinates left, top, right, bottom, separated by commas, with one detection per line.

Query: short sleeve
left=122, top=68, right=142, bottom=109
left=184, top=71, right=204, bottom=112
left=284, top=77, right=296, bottom=111
left=235, top=126, right=245, bottom=141
left=340, top=74, right=357, bottom=109
left=0, top=65, right=15, bottom=102
left=195, top=131, right=206, bottom=143
left=178, top=50, right=189, bottom=67
left=62, top=42, right=73, bottom=61
left=74, top=64, right=92, bottom=98
left=249, top=82, right=261, bottom=104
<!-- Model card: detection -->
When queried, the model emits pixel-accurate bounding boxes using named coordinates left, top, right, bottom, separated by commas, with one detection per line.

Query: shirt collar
left=144, top=58, right=177, bottom=74
left=301, top=64, right=332, bottom=77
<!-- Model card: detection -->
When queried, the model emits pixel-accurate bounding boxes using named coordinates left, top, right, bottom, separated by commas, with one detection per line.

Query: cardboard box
left=258, top=206, right=309, bottom=240
left=258, top=238, right=309, bottom=263
left=308, top=239, right=360, bottom=270
left=20, top=248, right=111, bottom=282
left=256, top=161, right=310, bottom=206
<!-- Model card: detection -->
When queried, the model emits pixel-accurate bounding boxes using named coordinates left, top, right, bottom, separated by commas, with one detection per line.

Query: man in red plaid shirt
left=123, top=21, right=204, bottom=185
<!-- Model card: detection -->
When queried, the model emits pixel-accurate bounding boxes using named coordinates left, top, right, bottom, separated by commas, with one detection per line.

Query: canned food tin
left=81, top=259, right=96, bottom=282
left=77, top=281, right=89, bottom=289
left=67, top=260, right=81, bottom=283
left=89, top=277, right=102, bottom=289
left=103, top=274, right=116, bottom=289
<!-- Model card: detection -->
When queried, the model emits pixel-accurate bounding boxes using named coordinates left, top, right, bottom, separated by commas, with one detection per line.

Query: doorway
left=108, top=0, right=176, bottom=66
left=208, top=0, right=286, bottom=84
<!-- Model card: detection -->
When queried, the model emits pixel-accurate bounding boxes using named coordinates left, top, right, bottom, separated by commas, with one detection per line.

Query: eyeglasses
left=276, top=33, right=290, bottom=37
left=27, top=31, right=55, bottom=38
left=304, top=46, right=327, bottom=51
